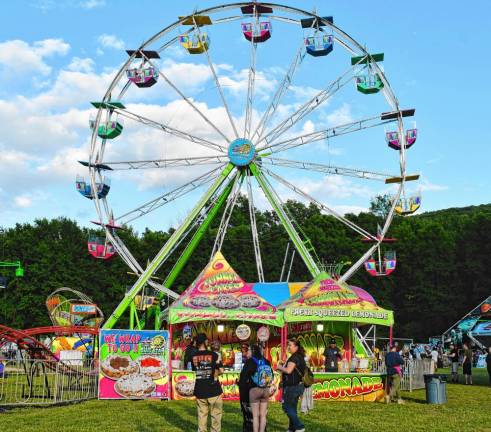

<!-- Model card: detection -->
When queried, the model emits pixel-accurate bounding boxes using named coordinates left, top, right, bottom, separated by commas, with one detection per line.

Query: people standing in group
left=462, top=342, right=473, bottom=385
left=323, top=338, right=342, bottom=372
left=240, top=344, right=273, bottom=432
left=485, top=346, right=491, bottom=387
left=448, top=344, right=460, bottom=383
left=191, top=333, right=224, bottom=432
left=385, top=345, right=405, bottom=404
left=276, top=338, right=306, bottom=432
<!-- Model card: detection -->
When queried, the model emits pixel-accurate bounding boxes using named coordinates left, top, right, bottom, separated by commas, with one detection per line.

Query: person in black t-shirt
left=276, top=339, right=306, bottom=432
left=191, top=333, right=224, bottom=432
left=323, top=338, right=342, bottom=372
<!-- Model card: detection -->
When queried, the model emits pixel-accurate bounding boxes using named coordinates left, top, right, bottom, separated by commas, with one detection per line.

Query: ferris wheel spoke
left=194, top=18, right=239, bottom=139
left=263, top=167, right=377, bottom=240
left=212, top=171, right=243, bottom=255
left=213, top=15, right=243, bottom=24
left=257, top=61, right=367, bottom=146
left=261, top=157, right=397, bottom=182
left=115, top=165, right=226, bottom=225
left=108, top=104, right=226, bottom=153
left=251, top=17, right=321, bottom=143
left=140, top=52, right=231, bottom=144
left=158, top=33, right=188, bottom=53
left=80, top=155, right=228, bottom=171
left=251, top=42, right=305, bottom=143
left=250, top=163, right=321, bottom=276
left=246, top=175, right=264, bottom=282
left=258, top=113, right=395, bottom=153
left=243, top=15, right=258, bottom=139
left=116, top=79, right=133, bottom=101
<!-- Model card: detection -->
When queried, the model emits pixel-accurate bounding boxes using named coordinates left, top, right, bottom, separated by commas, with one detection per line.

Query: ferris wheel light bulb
left=217, top=324, right=225, bottom=333
left=317, top=324, right=324, bottom=332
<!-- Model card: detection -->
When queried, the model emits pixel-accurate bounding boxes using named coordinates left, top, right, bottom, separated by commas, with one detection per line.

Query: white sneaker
left=295, top=429, right=306, bottom=432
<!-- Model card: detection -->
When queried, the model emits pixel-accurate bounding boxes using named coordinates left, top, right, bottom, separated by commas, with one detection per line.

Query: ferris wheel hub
left=228, top=138, right=256, bottom=167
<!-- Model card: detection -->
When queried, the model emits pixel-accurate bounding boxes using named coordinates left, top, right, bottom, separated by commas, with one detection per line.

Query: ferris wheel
left=78, top=2, right=419, bottom=330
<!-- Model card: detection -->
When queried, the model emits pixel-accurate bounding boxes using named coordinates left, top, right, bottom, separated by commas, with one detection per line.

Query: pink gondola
left=87, top=236, right=116, bottom=260
left=241, top=21, right=272, bottom=43
left=386, top=128, right=418, bottom=150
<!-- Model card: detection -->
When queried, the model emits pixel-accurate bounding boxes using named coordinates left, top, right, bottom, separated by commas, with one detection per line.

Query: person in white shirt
left=430, top=348, right=439, bottom=373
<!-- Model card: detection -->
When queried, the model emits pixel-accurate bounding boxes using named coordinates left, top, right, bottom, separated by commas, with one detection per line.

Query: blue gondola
left=305, top=34, right=333, bottom=57
left=75, top=175, right=110, bottom=199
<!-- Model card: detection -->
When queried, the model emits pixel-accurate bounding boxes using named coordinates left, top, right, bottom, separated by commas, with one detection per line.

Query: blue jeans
left=282, top=383, right=304, bottom=431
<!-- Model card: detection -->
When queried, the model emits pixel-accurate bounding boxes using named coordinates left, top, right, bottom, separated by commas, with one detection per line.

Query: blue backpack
left=251, top=357, right=274, bottom=388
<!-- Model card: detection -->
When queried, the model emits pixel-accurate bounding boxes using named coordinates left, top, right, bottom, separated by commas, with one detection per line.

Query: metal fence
left=0, top=358, right=98, bottom=407
left=371, top=358, right=432, bottom=391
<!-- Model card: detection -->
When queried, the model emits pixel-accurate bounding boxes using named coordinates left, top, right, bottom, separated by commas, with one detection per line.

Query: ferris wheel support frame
left=249, top=163, right=321, bottom=276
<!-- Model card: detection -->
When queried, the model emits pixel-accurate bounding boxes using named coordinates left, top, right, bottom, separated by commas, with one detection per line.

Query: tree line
left=1, top=198, right=490, bottom=341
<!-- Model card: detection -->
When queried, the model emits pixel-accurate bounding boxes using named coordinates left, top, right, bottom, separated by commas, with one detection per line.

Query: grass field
left=1, top=368, right=490, bottom=432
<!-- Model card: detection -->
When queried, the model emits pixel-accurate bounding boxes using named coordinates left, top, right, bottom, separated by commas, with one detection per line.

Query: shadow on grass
left=146, top=402, right=196, bottom=432
left=399, top=395, right=427, bottom=405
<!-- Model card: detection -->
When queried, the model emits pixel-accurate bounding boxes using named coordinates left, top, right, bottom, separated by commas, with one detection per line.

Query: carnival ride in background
left=74, top=2, right=420, bottom=332
left=0, top=288, right=102, bottom=364
left=443, top=296, right=491, bottom=349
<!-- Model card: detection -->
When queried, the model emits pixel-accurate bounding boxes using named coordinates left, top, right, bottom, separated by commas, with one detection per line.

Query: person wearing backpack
left=242, top=344, right=273, bottom=432
left=276, top=339, right=307, bottom=432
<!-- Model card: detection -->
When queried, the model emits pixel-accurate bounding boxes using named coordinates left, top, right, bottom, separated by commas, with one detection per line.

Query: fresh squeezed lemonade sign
left=99, top=329, right=169, bottom=399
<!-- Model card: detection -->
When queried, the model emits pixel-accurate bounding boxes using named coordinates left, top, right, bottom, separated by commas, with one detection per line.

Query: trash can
left=424, top=374, right=447, bottom=404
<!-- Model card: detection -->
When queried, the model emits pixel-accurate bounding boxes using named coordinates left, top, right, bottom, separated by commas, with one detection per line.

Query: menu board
left=99, top=329, right=169, bottom=400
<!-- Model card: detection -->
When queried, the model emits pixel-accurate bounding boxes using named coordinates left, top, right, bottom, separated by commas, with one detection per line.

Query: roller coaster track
left=0, top=325, right=99, bottom=370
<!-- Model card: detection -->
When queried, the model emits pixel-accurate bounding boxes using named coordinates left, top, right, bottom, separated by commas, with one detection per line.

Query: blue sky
left=1, top=0, right=490, bottom=234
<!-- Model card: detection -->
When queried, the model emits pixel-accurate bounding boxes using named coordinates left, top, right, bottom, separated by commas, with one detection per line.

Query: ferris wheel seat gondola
left=364, top=251, right=397, bottom=277
left=126, top=67, right=159, bottom=88
left=125, top=50, right=160, bottom=88
left=89, top=119, right=123, bottom=139
left=75, top=175, right=110, bottom=200
left=355, top=74, right=384, bottom=94
left=179, top=33, right=210, bottom=54
left=305, top=34, right=334, bottom=57
left=386, top=128, right=418, bottom=150
left=351, top=52, right=384, bottom=94
left=394, top=194, right=421, bottom=216
left=87, top=236, right=116, bottom=260
left=241, top=21, right=272, bottom=43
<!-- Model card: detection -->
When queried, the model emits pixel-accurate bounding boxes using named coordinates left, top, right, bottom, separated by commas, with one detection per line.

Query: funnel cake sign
left=169, top=252, right=284, bottom=326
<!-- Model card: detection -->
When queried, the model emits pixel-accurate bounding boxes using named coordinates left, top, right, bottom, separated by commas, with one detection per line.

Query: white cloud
left=322, top=103, right=353, bottom=127
left=0, top=39, right=69, bottom=75
left=14, top=195, right=34, bottom=208
left=67, top=57, right=95, bottom=73
left=79, top=0, right=105, bottom=8
left=97, top=34, right=125, bottom=50
left=419, top=179, right=448, bottom=192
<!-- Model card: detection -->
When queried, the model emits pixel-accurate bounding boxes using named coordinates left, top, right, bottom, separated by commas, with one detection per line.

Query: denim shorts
left=249, top=387, right=270, bottom=403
